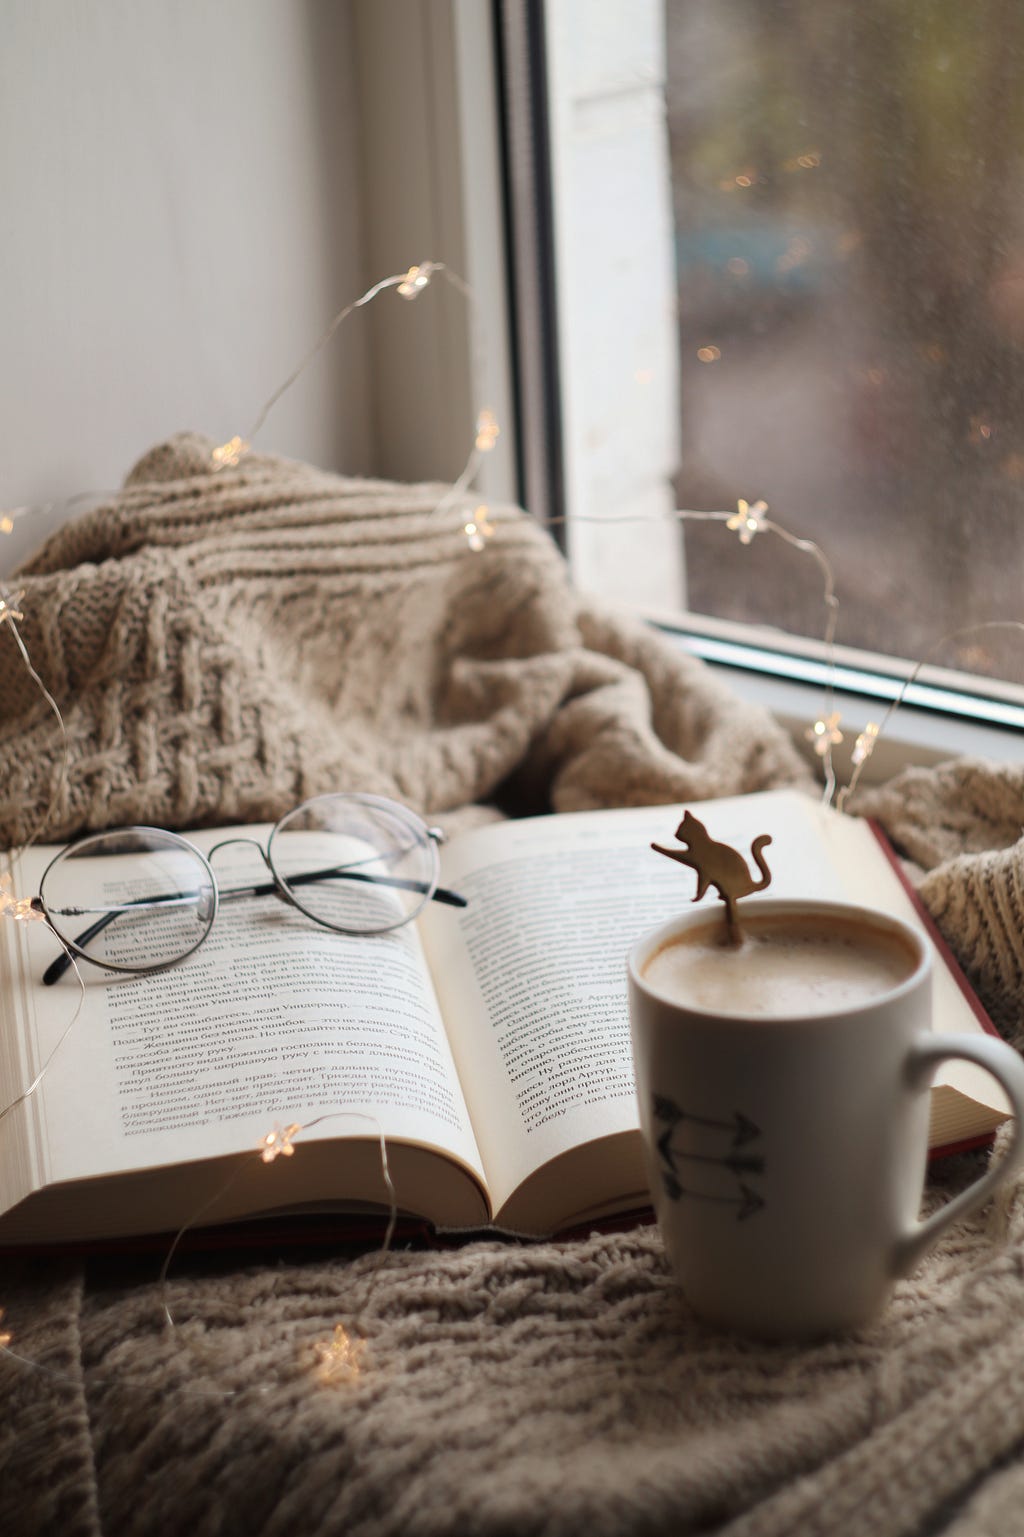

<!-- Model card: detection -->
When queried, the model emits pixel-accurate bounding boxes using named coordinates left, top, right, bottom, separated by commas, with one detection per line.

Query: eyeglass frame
left=32, top=792, right=468, bottom=987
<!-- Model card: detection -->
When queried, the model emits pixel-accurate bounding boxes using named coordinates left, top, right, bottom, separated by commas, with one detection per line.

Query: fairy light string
left=0, top=1112, right=394, bottom=1396
left=0, top=488, right=107, bottom=548
left=217, top=264, right=444, bottom=460
left=545, top=496, right=846, bottom=801
left=0, top=1109, right=399, bottom=1395
left=0, top=256, right=503, bottom=1172
left=157, top=1110, right=398, bottom=1394
left=0, top=622, right=70, bottom=857
left=835, top=620, right=1024, bottom=812
left=208, top=260, right=502, bottom=555
left=0, top=581, right=82, bottom=1136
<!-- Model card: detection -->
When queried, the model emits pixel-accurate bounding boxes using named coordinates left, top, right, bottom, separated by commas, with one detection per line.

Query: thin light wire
left=0, top=602, right=83, bottom=1127
left=0, top=943, right=85, bottom=1127
left=159, top=1110, right=397, bottom=1331
left=0, top=601, right=81, bottom=1126
left=156, top=1110, right=398, bottom=1395
left=238, top=261, right=483, bottom=463
left=544, top=503, right=843, bottom=800
left=241, top=270, right=424, bottom=446
left=0, top=489, right=109, bottom=575
left=3, top=613, right=69, bottom=858
left=836, top=620, right=1024, bottom=811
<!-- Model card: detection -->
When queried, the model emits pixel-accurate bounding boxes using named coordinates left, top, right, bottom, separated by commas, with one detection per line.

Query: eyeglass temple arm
left=40, top=868, right=468, bottom=986
left=38, top=889, right=191, bottom=986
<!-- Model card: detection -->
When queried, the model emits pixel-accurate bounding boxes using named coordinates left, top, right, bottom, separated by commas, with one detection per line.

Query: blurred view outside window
left=667, top=0, right=1024, bottom=684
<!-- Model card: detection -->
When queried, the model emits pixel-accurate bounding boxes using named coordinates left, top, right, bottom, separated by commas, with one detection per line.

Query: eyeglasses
left=32, top=793, right=467, bottom=986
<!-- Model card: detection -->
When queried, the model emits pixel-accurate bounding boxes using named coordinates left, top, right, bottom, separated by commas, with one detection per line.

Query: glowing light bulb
left=211, top=436, right=250, bottom=471
left=0, top=1310, right=11, bottom=1350
left=0, top=588, right=25, bottom=627
left=0, top=873, right=44, bottom=924
left=805, top=712, right=844, bottom=757
left=475, top=410, right=500, bottom=453
left=314, top=1323, right=366, bottom=1382
left=851, top=721, right=880, bottom=766
left=463, top=504, right=495, bottom=553
left=726, top=499, right=768, bottom=544
left=259, top=1122, right=301, bottom=1163
left=0, top=515, right=14, bottom=535
left=696, top=345, right=722, bottom=363
left=397, top=264, right=435, bottom=300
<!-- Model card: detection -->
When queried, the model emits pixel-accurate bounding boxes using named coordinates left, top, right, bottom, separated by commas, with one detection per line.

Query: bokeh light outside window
left=668, top=0, right=1024, bottom=683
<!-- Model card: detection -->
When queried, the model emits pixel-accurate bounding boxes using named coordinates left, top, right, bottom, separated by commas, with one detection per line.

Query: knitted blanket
left=2, top=434, right=1024, bottom=1537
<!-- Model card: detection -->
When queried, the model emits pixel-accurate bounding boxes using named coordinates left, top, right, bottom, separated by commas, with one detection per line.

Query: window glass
left=668, top=0, right=1024, bottom=683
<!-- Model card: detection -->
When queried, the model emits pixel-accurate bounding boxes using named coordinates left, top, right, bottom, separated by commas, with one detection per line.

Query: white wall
left=0, top=0, right=371, bottom=574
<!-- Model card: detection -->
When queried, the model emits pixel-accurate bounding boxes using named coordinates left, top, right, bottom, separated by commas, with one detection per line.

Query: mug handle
left=894, top=1033, right=1024, bottom=1277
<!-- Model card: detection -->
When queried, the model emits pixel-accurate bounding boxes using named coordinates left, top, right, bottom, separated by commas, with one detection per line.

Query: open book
left=0, top=789, right=1011, bottom=1246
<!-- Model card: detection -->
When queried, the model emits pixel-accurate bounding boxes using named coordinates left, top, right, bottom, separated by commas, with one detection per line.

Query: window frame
left=351, top=0, right=518, bottom=505
left=669, top=627, right=1024, bottom=782
left=376, top=0, right=1024, bottom=774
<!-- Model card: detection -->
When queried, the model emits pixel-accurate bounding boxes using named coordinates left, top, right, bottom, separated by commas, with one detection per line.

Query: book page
left=421, top=788, right=1007, bottom=1229
left=0, top=829, right=488, bottom=1236
left=806, top=804, right=1012, bottom=1134
left=421, top=790, right=847, bottom=1226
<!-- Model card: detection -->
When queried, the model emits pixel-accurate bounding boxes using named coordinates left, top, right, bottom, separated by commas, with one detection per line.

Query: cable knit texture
left=2, top=434, right=1024, bottom=1537
left=0, top=433, right=807, bottom=847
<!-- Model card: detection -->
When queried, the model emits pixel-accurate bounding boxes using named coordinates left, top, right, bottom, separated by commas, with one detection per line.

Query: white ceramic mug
left=627, top=899, right=1024, bottom=1339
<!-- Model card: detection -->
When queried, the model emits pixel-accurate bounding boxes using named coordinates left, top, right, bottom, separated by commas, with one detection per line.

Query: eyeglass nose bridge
left=205, top=835, right=271, bottom=865
left=204, top=835, right=296, bottom=907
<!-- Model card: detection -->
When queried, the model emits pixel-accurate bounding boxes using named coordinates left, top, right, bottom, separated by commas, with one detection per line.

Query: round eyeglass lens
left=38, top=829, right=217, bottom=974
left=268, top=795, right=438, bottom=934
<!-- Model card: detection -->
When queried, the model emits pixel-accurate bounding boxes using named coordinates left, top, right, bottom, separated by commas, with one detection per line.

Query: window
left=667, top=0, right=1024, bottom=685
left=503, top=0, right=1024, bottom=757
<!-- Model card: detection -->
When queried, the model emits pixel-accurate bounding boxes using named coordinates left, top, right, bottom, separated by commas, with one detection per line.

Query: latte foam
left=641, top=913, right=916, bottom=1018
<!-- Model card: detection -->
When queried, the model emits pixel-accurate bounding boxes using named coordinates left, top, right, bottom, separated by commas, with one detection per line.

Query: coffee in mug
left=641, top=911, right=916, bottom=1018
left=628, top=900, right=1024, bottom=1339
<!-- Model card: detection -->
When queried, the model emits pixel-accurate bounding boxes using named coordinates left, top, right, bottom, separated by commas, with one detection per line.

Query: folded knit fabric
left=0, top=432, right=808, bottom=849
left=3, top=434, right=1024, bottom=1537
left=854, top=762, right=1024, bottom=1054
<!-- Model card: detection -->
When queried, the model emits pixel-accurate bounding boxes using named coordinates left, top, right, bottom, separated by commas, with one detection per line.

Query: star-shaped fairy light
left=313, top=1323, right=367, bottom=1384
left=259, top=1121, right=302, bottom=1163
left=475, top=409, right=500, bottom=454
left=397, top=262, right=437, bottom=300
left=0, top=588, right=25, bottom=627
left=0, top=873, right=44, bottom=924
left=726, top=498, right=768, bottom=545
left=0, top=1310, right=11, bottom=1350
left=805, top=711, right=844, bottom=757
left=463, top=505, right=495, bottom=553
left=211, top=436, right=250, bottom=471
left=851, top=721, right=881, bottom=766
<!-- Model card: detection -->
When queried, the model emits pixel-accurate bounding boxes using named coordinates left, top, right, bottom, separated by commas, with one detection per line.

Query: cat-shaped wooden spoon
left=652, top=810, right=772, bottom=944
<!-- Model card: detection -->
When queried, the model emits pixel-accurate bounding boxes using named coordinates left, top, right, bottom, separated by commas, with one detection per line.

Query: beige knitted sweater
left=2, top=434, right=1024, bottom=1537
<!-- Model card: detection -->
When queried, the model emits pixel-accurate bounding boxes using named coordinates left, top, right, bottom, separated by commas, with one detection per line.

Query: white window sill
left=655, top=622, right=1024, bottom=784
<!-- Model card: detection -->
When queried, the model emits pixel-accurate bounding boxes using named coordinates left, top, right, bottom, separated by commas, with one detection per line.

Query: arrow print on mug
left=653, top=1093, right=766, bottom=1220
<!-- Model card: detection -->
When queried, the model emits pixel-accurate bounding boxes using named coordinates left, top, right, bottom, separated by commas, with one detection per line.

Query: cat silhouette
left=652, top=810, right=772, bottom=931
